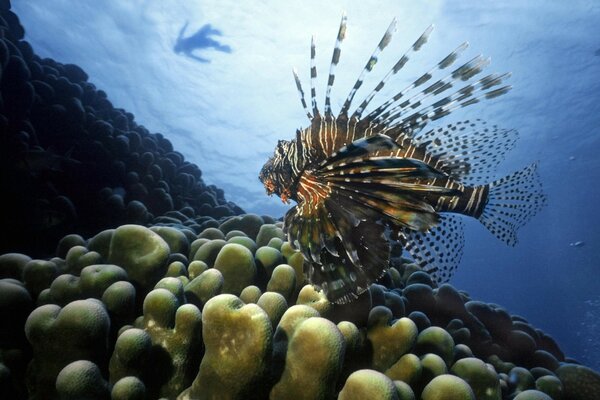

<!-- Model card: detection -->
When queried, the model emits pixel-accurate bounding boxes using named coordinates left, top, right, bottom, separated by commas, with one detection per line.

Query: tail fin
left=478, top=163, right=546, bottom=246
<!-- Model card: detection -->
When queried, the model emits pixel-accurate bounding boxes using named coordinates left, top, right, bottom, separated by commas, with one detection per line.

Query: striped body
left=266, top=117, right=489, bottom=219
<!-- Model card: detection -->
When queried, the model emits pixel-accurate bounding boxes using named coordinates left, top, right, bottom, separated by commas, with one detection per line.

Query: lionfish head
left=259, top=140, right=296, bottom=203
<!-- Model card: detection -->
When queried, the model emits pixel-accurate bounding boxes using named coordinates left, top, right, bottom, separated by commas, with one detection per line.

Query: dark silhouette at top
left=174, top=22, right=232, bottom=63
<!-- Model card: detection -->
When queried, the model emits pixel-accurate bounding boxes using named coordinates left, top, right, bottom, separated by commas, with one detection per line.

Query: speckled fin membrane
left=479, top=163, right=547, bottom=246
left=412, top=119, right=519, bottom=185
left=402, top=213, right=464, bottom=284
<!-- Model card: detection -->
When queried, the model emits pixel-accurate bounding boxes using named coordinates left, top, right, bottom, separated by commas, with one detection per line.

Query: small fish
left=570, top=241, right=585, bottom=248
left=259, top=15, right=546, bottom=304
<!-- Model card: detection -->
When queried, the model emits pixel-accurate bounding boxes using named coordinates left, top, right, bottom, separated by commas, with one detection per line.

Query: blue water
left=12, top=0, right=600, bottom=368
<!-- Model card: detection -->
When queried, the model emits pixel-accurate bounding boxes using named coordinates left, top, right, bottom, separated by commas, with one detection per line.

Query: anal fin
left=401, top=213, right=464, bottom=284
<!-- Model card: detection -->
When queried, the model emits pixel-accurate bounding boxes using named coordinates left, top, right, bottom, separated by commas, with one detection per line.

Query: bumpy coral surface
left=0, top=2, right=243, bottom=258
left=2, top=215, right=600, bottom=399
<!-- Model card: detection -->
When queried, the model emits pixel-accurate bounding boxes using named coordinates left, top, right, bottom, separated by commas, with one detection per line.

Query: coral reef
left=1, top=1, right=599, bottom=399
left=3, top=216, right=600, bottom=399
left=0, top=2, right=244, bottom=257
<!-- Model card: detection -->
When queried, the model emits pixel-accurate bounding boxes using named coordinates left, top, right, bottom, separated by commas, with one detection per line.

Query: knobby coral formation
left=1, top=1, right=599, bottom=399
left=0, top=1, right=243, bottom=258
left=2, top=218, right=600, bottom=399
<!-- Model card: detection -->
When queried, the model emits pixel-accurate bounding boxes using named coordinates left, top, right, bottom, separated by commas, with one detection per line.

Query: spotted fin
left=412, top=119, right=519, bottom=185
left=400, top=214, right=465, bottom=284
left=478, top=163, right=546, bottom=246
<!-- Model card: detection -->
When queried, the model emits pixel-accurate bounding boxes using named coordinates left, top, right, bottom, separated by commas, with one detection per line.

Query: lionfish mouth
left=264, top=179, right=275, bottom=196
left=280, top=188, right=291, bottom=204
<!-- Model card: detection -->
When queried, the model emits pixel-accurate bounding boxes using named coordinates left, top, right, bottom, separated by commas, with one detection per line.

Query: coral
left=367, top=307, right=418, bottom=371
left=270, top=317, right=345, bottom=399
left=24, top=299, right=110, bottom=399
left=512, top=390, right=553, bottom=399
left=1, top=214, right=597, bottom=399
left=450, top=357, right=502, bottom=400
left=338, top=370, right=398, bottom=400
left=180, top=294, right=272, bottom=399
left=55, top=360, right=110, bottom=400
left=0, top=4, right=244, bottom=258
left=213, top=243, right=256, bottom=296
left=42, top=264, right=128, bottom=306
left=556, top=363, right=600, bottom=400
left=107, top=225, right=170, bottom=292
left=111, top=376, right=146, bottom=400
left=420, top=374, right=475, bottom=399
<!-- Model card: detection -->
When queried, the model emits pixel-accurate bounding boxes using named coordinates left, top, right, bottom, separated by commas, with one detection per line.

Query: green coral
left=415, top=326, right=455, bottom=366
left=24, top=299, right=110, bottom=399
left=385, top=353, right=422, bottom=386
left=184, top=269, right=224, bottom=309
left=255, top=224, right=285, bottom=248
left=2, top=215, right=598, bottom=399
left=0, top=253, right=32, bottom=280
left=110, top=287, right=203, bottom=398
left=180, top=294, right=272, bottom=399
left=270, top=317, right=345, bottom=399
left=512, top=390, right=553, bottom=399
left=451, top=357, right=501, bottom=400
left=107, top=225, right=170, bottom=291
left=111, top=376, right=146, bottom=400
left=338, top=369, right=398, bottom=400
left=55, top=360, right=110, bottom=400
left=367, top=307, right=418, bottom=372
left=42, top=264, right=128, bottom=306
left=266, top=264, right=297, bottom=302
left=556, top=363, right=600, bottom=400
left=256, top=291, right=287, bottom=328
left=421, top=374, right=475, bottom=399
left=213, top=243, right=256, bottom=296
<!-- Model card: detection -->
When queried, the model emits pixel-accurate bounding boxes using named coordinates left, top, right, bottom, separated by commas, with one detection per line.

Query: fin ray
left=413, top=119, right=519, bottom=184
left=353, top=24, right=435, bottom=119
left=339, top=19, right=397, bottom=116
left=324, top=14, right=348, bottom=116
left=401, top=214, right=465, bottom=283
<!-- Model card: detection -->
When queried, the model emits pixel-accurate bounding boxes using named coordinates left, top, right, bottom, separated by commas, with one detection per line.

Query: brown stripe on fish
left=324, top=14, right=347, bottom=116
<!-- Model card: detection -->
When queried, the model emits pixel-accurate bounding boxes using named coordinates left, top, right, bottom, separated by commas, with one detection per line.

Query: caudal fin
left=478, top=163, right=546, bottom=246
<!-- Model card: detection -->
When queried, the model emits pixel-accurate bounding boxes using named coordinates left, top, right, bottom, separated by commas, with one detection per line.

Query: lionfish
left=259, top=15, right=546, bottom=304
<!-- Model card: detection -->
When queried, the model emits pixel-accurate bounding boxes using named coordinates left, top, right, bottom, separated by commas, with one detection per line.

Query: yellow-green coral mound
left=180, top=294, right=272, bottom=399
left=1, top=214, right=597, bottom=399
left=270, top=317, right=345, bottom=399
left=556, top=363, right=600, bottom=400
left=421, top=374, right=475, bottom=400
left=338, top=370, right=398, bottom=400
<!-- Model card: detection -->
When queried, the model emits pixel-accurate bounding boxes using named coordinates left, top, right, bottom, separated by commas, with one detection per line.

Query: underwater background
left=14, top=0, right=599, bottom=367
left=3, top=0, right=599, bottom=395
